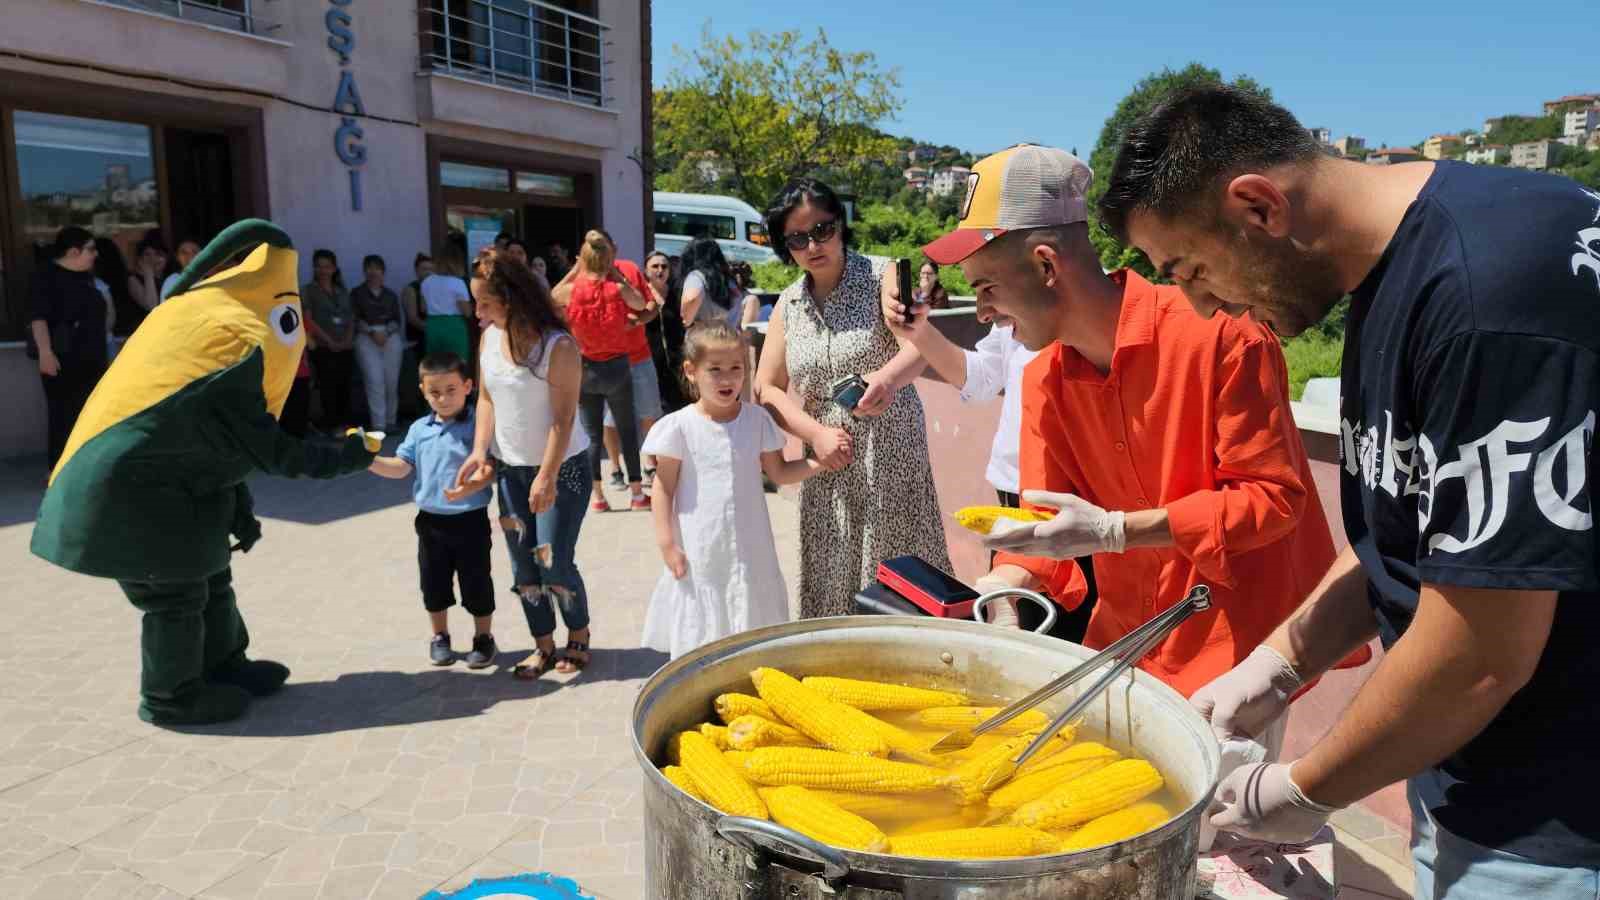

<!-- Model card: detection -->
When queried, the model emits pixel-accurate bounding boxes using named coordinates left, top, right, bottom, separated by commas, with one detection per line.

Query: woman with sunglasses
left=753, top=179, right=951, bottom=618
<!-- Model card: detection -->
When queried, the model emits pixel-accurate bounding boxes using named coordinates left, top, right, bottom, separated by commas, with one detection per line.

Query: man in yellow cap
left=882, top=144, right=1352, bottom=714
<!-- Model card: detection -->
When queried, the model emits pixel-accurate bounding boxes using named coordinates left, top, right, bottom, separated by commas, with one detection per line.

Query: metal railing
left=101, top=0, right=274, bottom=35
left=418, top=0, right=609, bottom=108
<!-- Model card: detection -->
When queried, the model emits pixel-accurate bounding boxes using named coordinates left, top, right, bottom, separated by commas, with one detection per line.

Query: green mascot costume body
left=30, top=220, right=376, bottom=725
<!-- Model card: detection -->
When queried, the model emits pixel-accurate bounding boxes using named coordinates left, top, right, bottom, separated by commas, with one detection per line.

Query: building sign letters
left=326, top=0, right=364, bottom=211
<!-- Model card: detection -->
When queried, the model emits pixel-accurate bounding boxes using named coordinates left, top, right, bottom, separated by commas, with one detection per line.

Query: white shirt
left=420, top=273, right=470, bottom=317
left=959, top=323, right=1038, bottom=495
left=478, top=324, right=589, bottom=467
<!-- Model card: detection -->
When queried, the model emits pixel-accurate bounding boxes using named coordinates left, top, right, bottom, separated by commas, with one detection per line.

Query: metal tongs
left=932, top=584, right=1213, bottom=792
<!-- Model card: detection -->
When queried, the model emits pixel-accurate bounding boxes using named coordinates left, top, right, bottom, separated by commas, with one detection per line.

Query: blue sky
left=652, top=3, right=1590, bottom=155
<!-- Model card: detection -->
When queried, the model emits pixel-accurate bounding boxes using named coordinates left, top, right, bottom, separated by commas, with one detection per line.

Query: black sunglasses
left=782, top=219, right=839, bottom=252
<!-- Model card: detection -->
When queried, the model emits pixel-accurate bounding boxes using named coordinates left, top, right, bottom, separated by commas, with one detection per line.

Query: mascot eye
left=269, top=303, right=302, bottom=346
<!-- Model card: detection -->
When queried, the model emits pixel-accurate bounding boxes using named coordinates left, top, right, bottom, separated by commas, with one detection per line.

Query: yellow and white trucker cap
left=922, top=144, right=1093, bottom=265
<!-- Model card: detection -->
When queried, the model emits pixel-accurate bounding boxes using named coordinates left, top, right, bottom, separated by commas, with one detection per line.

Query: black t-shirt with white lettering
left=1342, top=161, right=1600, bottom=864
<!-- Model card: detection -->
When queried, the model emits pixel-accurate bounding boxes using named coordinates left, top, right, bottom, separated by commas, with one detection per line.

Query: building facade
left=1465, top=144, right=1510, bottom=165
left=1333, top=135, right=1365, bottom=156
left=1422, top=134, right=1461, bottom=160
left=1366, top=147, right=1423, bottom=166
left=1511, top=140, right=1563, bottom=170
left=0, top=0, right=652, bottom=459
left=929, top=166, right=971, bottom=198
left=1565, top=106, right=1600, bottom=140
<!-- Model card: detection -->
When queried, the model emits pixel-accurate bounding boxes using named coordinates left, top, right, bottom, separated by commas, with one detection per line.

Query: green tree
left=652, top=26, right=902, bottom=209
left=1085, top=63, right=1273, bottom=277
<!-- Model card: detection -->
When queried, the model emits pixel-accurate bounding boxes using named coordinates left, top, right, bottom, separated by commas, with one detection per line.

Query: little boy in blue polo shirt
left=369, top=353, right=498, bottom=668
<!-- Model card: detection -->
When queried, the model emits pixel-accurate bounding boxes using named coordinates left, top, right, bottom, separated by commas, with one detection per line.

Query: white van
left=652, top=191, right=777, bottom=265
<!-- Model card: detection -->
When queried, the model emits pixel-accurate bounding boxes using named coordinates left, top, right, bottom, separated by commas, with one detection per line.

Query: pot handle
left=972, top=587, right=1059, bottom=635
left=715, top=816, right=851, bottom=881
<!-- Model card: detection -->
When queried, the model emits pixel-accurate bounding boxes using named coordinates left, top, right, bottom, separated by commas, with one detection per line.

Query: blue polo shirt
left=395, top=409, right=491, bottom=515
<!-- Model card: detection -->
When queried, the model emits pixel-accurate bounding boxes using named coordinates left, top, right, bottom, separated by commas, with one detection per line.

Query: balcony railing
left=419, top=0, right=609, bottom=108
left=100, top=0, right=276, bottom=36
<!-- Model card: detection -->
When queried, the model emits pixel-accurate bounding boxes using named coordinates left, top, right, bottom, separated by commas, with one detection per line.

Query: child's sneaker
left=465, top=633, right=498, bottom=669
left=630, top=493, right=651, bottom=511
left=430, top=633, right=454, bottom=666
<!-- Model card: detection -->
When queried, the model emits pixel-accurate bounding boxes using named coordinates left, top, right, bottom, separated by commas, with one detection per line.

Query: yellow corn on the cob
left=723, top=750, right=753, bottom=769
left=854, top=712, right=947, bottom=767
left=673, top=731, right=768, bottom=820
left=728, top=714, right=816, bottom=751
left=1009, top=759, right=1163, bottom=831
left=987, top=743, right=1122, bottom=811
left=699, top=723, right=733, bottom=750
left=661, top=765, right=706, bottom=802
left=736, top=747, right=953, bottom=794
left=715, top=692, right=776, bottom=725
left=891, top=826, right=1060, bottom=859
left=914, top=706, right=1052, bottom=735
left=1058, top=802, right=1172, bottom=852
left=758, top=786, right=891, bottom=852
left=949, top=734, right=1043, bottom=804
left=952, top=506, right=1054, bottom=535
left=801, top=676, right=968, bottom=711
left=750, top=668, right=889, bottom=757
left=802, top=790, right=953, bottom=823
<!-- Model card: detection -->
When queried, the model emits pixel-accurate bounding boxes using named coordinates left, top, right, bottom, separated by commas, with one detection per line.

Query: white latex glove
left=972, top=575, right=1020, bottom=629
left=1190, top=644, right=1303, bottom=744
left=1209, top=762, right=1340, bottom=844
left=981, top=490, right=1125, bottom=559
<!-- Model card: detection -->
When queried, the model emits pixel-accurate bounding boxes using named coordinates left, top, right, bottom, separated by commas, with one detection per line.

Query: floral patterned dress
left=779, top=251, right=951, bottom=617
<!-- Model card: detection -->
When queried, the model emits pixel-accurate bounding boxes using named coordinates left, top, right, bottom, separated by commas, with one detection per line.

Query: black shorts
left=416, top=508, right=495, bottom=616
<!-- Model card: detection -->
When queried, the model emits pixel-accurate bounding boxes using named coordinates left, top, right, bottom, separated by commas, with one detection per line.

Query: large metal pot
left=630, top=615, right=1221, bottom=899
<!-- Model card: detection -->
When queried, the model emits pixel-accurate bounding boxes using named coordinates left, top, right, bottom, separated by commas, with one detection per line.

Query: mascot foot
left=138, top=683, right=252, bottom=725
left=212, top=659, right=291, bottom=697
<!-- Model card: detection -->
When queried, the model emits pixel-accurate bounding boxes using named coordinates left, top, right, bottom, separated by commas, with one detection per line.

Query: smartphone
left=895, top=258, right=916, bottom=324
left=878, top=555, right=979, bottom=607
left=829, top=374, right=868, bottom=412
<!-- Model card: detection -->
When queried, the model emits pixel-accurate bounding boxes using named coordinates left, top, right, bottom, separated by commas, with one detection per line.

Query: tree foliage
left=1485, top=115, right=1563, bottom=147
left=652, top=26, right=902, bottom=209
left=1086, top=63, right=1273, bottom=277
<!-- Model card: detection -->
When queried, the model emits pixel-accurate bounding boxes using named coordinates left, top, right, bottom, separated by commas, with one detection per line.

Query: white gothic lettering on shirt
left=1573, top=189, right=1600, bottom=292
left=1342, top=410, right=1596, bottom=555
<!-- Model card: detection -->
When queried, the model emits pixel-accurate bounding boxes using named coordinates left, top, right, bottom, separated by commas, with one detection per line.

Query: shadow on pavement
left=0, top=455, right=45, bottom=529
left=161, top=646, right=670, bottom=739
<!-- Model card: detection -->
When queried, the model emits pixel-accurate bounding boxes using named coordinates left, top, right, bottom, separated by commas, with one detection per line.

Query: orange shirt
left=996, top=270, right=1335, bottom=697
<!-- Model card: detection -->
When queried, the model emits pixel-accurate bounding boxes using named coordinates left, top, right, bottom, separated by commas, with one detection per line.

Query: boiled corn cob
left=949, top=734, right=1055, bottom=804
left=855, top=712, right=947, bottom=767
left=1009, top=759, right=1163, bottom=830
left=661, top=765, right=706, bottom=802
left=699, top=723, right=734, bottom=750
left=1058, top=802, right=1172, bottom=852
left=885, top=809, right=988, bottom=838
left=758, top=786, right=891, bottom=852
left=714, top=692, right=776, bottom=725
left=728, top=714, right=816, bottom=751
left=890, top=826, right=1060, bottom=859
left=952, top=506, right=1053, bottom=535
left=673, top=731, right=767, bottom=819
left=914, top=706, right=1053, bottom=735
left=803, top=790, right=954, bottom=823
left=801, top=676, right=968, bottom=711
left=735, top=747, right=954, bottom=794
left=987, top=743, right=1121, bottom=811
left=723, top=750, right=753, bottom=769
left=750, top=668, right=889, bottom=757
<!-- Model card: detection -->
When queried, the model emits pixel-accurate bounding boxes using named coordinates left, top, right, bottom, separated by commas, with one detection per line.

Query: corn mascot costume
left=30, top=220, right=376, bottom=725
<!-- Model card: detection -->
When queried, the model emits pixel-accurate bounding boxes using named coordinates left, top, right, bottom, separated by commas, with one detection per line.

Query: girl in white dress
left=642, top=322, right=823, bottom=658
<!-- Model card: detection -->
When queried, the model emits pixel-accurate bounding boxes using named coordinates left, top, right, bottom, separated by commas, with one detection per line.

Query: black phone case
left=896, top=258, right=914, bottom=324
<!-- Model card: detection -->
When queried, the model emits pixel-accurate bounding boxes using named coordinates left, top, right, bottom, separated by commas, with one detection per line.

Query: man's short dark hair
left=1098, top=84, right=1323, bottom=244
left=419, top=352, right=468, bottom=380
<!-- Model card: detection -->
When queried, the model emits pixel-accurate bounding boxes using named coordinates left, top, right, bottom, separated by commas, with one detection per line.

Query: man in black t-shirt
left=1101, top=85, right=1600, bottom=894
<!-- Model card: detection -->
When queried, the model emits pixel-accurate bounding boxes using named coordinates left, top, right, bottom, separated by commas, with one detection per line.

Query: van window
left=745, top=221, right=770, bottom=246
left=655, top=210, right=736, bottom=241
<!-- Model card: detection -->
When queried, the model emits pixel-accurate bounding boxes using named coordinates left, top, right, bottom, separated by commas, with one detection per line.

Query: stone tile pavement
left=0, top=451, right=1412, bottom=899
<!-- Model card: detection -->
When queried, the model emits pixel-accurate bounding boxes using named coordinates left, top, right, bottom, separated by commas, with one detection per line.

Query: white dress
left=640, top=403, right=791, bottom=658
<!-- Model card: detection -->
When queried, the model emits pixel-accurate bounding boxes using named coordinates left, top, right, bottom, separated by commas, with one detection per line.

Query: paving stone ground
left=0, top=448, right=1410, bottom=899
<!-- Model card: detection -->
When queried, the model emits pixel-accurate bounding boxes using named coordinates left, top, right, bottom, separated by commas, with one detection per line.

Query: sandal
left=555, top=640, right=591, bottom=674
left=513, top=646, right=559, bottom=680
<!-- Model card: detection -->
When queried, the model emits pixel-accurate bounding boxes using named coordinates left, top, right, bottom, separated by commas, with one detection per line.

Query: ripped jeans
left=495, top=454, right=591, bottom=639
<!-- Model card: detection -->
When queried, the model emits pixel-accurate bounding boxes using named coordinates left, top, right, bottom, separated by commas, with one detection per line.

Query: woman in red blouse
left=552, top=229, right=654, bottom=511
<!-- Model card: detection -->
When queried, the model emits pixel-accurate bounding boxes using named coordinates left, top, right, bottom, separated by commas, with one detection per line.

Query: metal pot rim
left=631, top=615, right=1223, bottom=877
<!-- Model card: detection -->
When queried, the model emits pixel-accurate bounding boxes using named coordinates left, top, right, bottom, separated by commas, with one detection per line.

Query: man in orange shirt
left=884, top=144, right=1336, bottom=706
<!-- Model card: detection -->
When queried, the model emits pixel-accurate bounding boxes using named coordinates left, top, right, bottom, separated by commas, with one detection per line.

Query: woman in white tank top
left=457, top=249, right=595, bottom=678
